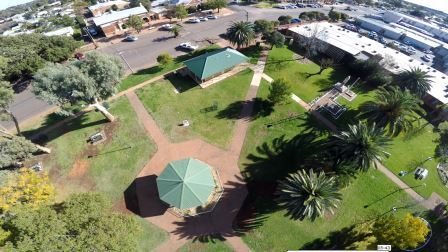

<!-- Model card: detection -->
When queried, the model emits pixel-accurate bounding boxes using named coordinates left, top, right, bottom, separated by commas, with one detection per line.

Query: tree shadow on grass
left=22, top=112, right=108, bottom=145
left=216, top=98, right=274, bottom=121
left=297, top=112, right=333, bottom=137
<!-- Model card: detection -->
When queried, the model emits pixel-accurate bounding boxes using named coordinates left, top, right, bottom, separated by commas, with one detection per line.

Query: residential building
left=88, top=0, right=130, bottom=17
left=92, top=6, right=149, bottom=37
left=43, top=26, right=74, bottom=36
left=289, top=22, right=448, bottom=118
left=182, top=48, right=248, bottom=83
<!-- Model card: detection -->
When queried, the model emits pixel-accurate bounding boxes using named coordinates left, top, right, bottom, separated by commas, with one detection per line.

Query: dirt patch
left=68, top=160, right=89, bottom=178
left=102, top=119, right=120, bottom=144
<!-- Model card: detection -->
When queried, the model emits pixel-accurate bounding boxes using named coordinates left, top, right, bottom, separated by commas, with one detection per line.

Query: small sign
left=378, top=245, right=392, bottom=251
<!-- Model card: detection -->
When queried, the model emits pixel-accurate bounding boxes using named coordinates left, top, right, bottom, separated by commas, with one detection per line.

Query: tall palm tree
left=276, top=169, right=342, bottom=221
left=359, top=86, right=423, bottom=136
left=226, top=21, right=255, bottom=49
left=327, top=121, right=391, bottom=171
left=395, top=67, right=433, bottom=97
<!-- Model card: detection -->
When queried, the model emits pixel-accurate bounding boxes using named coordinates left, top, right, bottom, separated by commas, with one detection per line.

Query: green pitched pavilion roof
left=156, top=158, right=216, bottom=209
left=183, top=48, right=248, bottom=80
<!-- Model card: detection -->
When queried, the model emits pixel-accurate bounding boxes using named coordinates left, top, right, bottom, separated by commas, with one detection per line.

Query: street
left=0, top=3, right=376, bottom=130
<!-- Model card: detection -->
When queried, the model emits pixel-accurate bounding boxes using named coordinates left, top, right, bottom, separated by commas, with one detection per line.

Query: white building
left=383, top=11, right=448, bottom=41
left=43, top=26, right=74, bottom=36
left=289, top=22, right=448, bottom=109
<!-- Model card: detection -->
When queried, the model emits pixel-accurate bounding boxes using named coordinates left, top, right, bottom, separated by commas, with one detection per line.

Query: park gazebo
left=156, top=158, right=222, bottom=215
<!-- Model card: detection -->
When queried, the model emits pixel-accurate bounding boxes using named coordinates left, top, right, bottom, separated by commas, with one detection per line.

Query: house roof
left=92, top=6, right=148, bottom=27
left=156, top=158, right=216, bottom=209
left=183, top=48, right=248, bottom=80
left=88, top=0, right=128, bottom=12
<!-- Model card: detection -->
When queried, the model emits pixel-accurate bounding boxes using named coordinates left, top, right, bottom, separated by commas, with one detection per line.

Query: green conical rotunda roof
left=156, top=158, right=216, bottom=209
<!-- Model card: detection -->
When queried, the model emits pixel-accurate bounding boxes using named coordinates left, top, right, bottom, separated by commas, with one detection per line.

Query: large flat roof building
left=289, top=22, right=448, bottom=107
left=88, top=0, right=129, bottom=17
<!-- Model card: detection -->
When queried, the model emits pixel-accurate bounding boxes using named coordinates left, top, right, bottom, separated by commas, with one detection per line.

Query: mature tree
left=395, top=67, right=433, bottom=98
left=73, top=0, right=88, bottom=15
left=170, top=25, right=182, bottom=38
left=278, top=15, right=292, bottom=25
left=359, top=86, right=423, bottom=136
left=253, top=19, right=278, bottom=35
left=276, top=169, right=342, bottom=221
left=226, top=21, right=255, bottom=49
left=328, top=7, right=341, bottom=22
left=317, top=57, right=334, bottom=74
left=33, top=52, right=125, bottom=121
left=140, top=0, right=151, bottom=11
left=129, top=0, right=140, bottom=8
left=0, top=82, right=21, bottom=135
left=174, top=5, right=188, bottom=21
left=0, top=136, right=38, bottom=169
left=0, top=34, right=82, bottom=82
left=327, top=121, right=391, bottom=171
left=0, top=168, right=54, bottom=212
left=0, top=193, right=141, bottom=251
left=127, top=15, right=144, bottom=33
left=265, top=31, right=285, bottom=49
left=157, top=53, right=173, bottom=65
left=268, top=78, right=291, bottom=104
left=207, top=0, right=227, bottom=13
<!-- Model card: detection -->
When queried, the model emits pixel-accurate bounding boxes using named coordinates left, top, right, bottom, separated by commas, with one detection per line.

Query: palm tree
left=276, top=169, right=342, bottom=221
left=170, top=25, right=181, bottom=38
left=359, top=86, right=423, bottom=136
left=226, top=21, right=255, bottom=49
left=327, top=121, right=391, bottom=171
left=395, top=67, right=433, bottom=97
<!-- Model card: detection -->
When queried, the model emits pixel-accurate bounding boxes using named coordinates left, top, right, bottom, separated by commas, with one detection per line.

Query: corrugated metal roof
left=183, top=48, right=248, bottom=80
left=156, top=158, right=216, bottom=209
left=92, top=6, right=148, bottom=27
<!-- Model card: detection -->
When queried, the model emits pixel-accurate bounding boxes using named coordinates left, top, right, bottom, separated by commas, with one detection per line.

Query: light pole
left=117, top=51, right=134, bottom=73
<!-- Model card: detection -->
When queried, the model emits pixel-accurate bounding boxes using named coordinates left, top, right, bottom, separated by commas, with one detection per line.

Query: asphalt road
left=0, top=3, right=377, bottom=130
left=100, top=3, right=375, bottom=73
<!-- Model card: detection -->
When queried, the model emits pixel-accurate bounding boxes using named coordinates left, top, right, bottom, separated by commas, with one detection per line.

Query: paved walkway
left=124, top=53, right=268, bottom=251
left=281, top=77, right=446, bottom=210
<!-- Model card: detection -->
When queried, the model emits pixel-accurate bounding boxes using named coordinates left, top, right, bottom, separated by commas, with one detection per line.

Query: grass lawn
left=136, top=68, right=253, bottom=148
left=177, top=240, right=234, bottom=252
left=253, top=2, right=275, bottom=8
left=264, top=46, right=349, bottom=103
left=238, top=81, right=424, bottom=250
left=241, top=170, right=423, bottom=251
left=325, top=86, right=448, bottom=200
left=25, top=97, right=168, bottom=249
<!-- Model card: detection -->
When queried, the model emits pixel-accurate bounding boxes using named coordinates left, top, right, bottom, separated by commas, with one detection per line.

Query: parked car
left=277, top=5, right=288, bottom=9
left=179, top=42, right=199, bottom=51
left=404, top=40, right=412, bottom=45
left=422, top=54, right=431, bottom=62
left=392, top=41, right=400, bottom=47
left=423, top=49, right=432, bottom=54
left=125, top=35, right=138, bottom=41
left=199, top=17, right=208, bottom=21
left=378, top=36, right=387, bottom=44
left=297, top=3, right=305, bottom=7
left=207, top=15, right=218, bottom=19
left=290, top=18, right=301, bottom=23
left=88, top=27, right=97, bottom=36
left=160, top=24, right=173, bottom=30
left=187, top=18, right=201, bottom=23
left=287, top=4, right=298, bottom=9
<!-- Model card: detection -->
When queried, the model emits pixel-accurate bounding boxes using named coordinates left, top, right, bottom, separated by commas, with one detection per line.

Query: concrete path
left=286, top=83, right=446, bottom=210
left=125, top=54, right=268, bottom=251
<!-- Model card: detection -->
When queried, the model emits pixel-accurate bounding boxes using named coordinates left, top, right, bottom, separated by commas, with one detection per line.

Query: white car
left=199, top=17, right=208, bottom=21
left=187, top=18, right=201, bottom=23
left=207, top=15, right=218, bottom=19
left=160, top=24, right=173, bottom=30
left=179, top=42, right=199, bottom=51
left=422, top=54, right=431, bottom=62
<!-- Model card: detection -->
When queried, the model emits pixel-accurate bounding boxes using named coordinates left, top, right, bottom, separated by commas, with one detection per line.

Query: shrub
left=157, top=53, right=173, bottom=65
